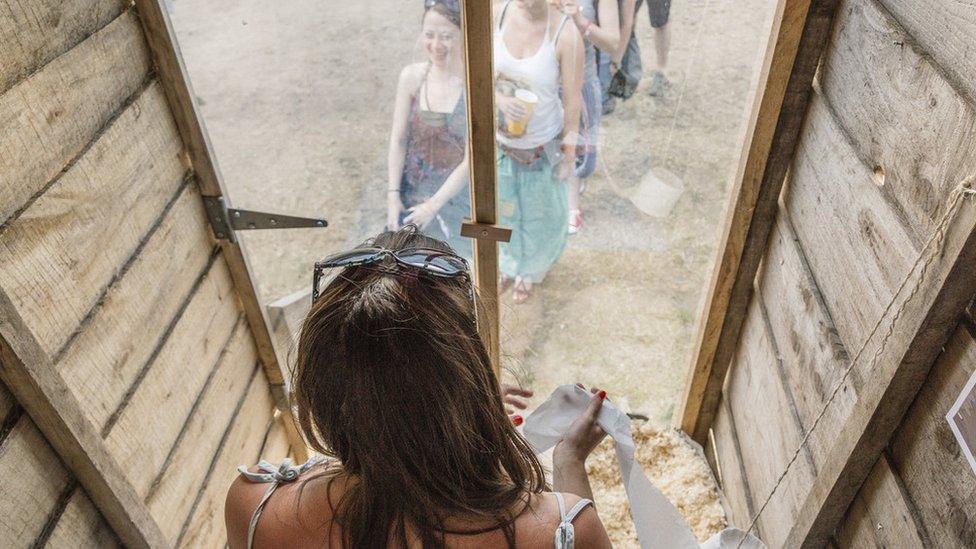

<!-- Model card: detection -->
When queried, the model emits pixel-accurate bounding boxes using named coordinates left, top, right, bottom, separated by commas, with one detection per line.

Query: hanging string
left=734, top=176, right=976, bottom=548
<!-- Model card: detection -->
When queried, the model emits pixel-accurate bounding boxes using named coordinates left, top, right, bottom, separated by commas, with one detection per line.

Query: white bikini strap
left=553, top=492, right=594, bottom=549
left=499, top=0, right=513, bottom=31
left=553, top=15, right=571, bottom=44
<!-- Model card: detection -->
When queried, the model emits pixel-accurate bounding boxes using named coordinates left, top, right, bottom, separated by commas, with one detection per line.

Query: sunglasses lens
left=396, top=250, right=467, bottom=275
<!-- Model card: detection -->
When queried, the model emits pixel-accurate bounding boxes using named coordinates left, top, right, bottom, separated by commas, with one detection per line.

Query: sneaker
left=648, top=71, right=669, bottom=97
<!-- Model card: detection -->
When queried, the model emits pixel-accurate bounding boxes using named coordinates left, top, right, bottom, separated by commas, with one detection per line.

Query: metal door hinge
left=202, top=196, right=328, bottom=243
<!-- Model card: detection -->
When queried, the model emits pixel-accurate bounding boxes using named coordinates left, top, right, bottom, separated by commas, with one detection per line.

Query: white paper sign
left=947, top=368, right=976, bottom=476
left=523, top=385, right=765, bottom=549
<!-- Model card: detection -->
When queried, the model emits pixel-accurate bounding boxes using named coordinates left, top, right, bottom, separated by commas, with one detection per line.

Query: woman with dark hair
left=386, top=0, right=472, bottom=260
left=225, top=227, right=613, bottom=548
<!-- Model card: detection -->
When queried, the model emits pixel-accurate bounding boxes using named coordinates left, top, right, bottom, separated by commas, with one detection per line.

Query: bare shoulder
left=225, top=463, right=342, bottom=548
left=571, top=504, right=613, bottom=547
left=399, top=62, right=428, bottom=92
left=225, top=466, right=276, bottom=549
left=542, top=492, right=613, bottom=548
left=492, top=0, right=504, bottom=20
left=554, top=14, right=582, bottom=53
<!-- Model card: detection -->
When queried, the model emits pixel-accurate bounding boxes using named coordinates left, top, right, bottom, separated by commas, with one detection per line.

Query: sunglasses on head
left=424, top=0, right=461, bottom=14
left=312, top=246, right=471, bottom=301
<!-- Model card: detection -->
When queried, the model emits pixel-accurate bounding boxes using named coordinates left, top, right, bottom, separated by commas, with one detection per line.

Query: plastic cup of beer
left=507, top=89, right=538, bottom=137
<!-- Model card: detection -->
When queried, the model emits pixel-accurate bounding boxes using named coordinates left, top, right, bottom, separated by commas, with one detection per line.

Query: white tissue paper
left=522, top=385, right=765, bottom=549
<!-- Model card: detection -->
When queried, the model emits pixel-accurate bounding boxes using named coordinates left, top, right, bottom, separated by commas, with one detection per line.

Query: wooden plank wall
left=0, top=1, right=291, bottom=546
left=707, top=0, right=976, bottom=546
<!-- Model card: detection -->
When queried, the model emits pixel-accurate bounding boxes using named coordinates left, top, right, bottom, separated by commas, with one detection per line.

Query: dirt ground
left=169, top=0, right=776, bottom=544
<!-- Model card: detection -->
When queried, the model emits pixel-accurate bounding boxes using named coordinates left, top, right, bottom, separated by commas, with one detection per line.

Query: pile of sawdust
left=585, top=422, right=726, bottom=546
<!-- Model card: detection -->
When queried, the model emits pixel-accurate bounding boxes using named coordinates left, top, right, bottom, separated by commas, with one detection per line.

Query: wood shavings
left=585, top=422, right=726, bottom=547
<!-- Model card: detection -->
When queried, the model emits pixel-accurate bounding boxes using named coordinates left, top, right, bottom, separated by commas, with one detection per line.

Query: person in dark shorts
left=643, top=0, right=671, bottom=96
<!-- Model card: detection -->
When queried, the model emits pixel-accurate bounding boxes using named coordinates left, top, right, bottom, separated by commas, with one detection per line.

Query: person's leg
left=596, top=50, right=616, bottom=114
left=654, top=22, right=670, bottom=73
left=497, top=153, right=523, bottom=284
left=518, top=159, right=568, bottom=289
left=647, top=0, right=672, bottom=96
left=570, top=74, right=601, bottom=234
left=568, top=174, right=582, bottom=226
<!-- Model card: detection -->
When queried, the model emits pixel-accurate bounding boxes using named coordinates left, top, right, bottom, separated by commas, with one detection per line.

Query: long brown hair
left=292, top=227, right=546, bottom=547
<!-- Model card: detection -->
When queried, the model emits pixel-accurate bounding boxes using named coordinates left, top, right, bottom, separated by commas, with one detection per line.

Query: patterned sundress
left=400, top=70, right=472, bottom=260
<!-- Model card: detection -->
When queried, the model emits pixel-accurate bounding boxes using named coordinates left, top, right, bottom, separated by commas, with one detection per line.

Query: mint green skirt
left=497, top=152, right=568, bottom=283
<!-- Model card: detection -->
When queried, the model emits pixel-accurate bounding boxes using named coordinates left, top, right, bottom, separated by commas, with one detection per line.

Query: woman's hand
left=501, top=384, right=534, bottom=425
left=402, top=199, right=442, bottom=229
left=497, top=94, right=528, bottom=126
left=553, top=386, right=607, bottom=466
left=387, top=192, right=403, bottom=230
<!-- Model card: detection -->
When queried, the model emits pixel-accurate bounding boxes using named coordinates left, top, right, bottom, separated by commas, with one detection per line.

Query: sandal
left=499, top=274, right=514, bottom=293
left=513, top=277, right=532, bottom=304
left=568, top=209, right=584, bottom=235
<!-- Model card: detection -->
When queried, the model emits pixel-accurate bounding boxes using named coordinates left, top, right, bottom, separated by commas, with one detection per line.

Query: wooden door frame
left=460, top=0, right=504, bottom=374
left=132, top=0, right=308, bottom=460
left=676, top=0, right=839, bottom=445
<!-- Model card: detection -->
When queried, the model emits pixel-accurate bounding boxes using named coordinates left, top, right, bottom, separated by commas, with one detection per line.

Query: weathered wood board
left=787, top=95, right=920, bottom=356
left=0, top=10, right=152, bottom=227
left=0, top=379, right=120, bottom=548
left=723, top=296, right=818, bottom=546
left=703, top=0, right=976, bottom=545
left=886, top=326, right=976, bottom=546
left=834, top=455, right=926, bottom=547
left=145, top=323, right=258, bottom=542
left=0, top=415, right=73, bottom=544
left=709, top=396, right=755, bottom=530
left=818, top=0, right=976, bottom=241
left=875, top=0, right=976, bottom=105
left=0, top=0, right=301, bottom=545
left=757, top=212, right=858, bottom=462
left=57, top=183, right=217, bottom=428
left=679, top=0, right=841, bottom=444
left=0, top=0, right=126, bottom=94
left=45, top=489, right=122, bottom=549
left=103, top=259, right=240, bottom=495
left=177, top=369, right=277, bottom=548
left=0, top=80, right=186, bottom=359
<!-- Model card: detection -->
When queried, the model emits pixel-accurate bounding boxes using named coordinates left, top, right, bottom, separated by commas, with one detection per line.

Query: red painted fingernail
left=513, top=415, right=524, bottom=426
left=598, top=391, right=606, bottom=400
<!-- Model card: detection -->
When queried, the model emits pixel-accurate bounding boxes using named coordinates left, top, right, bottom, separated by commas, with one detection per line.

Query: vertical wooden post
left=460, top=0, right=503, bottom=374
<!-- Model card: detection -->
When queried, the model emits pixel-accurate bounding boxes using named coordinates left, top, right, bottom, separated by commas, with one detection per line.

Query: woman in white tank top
left=493, top=0, right=584, bottom=303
